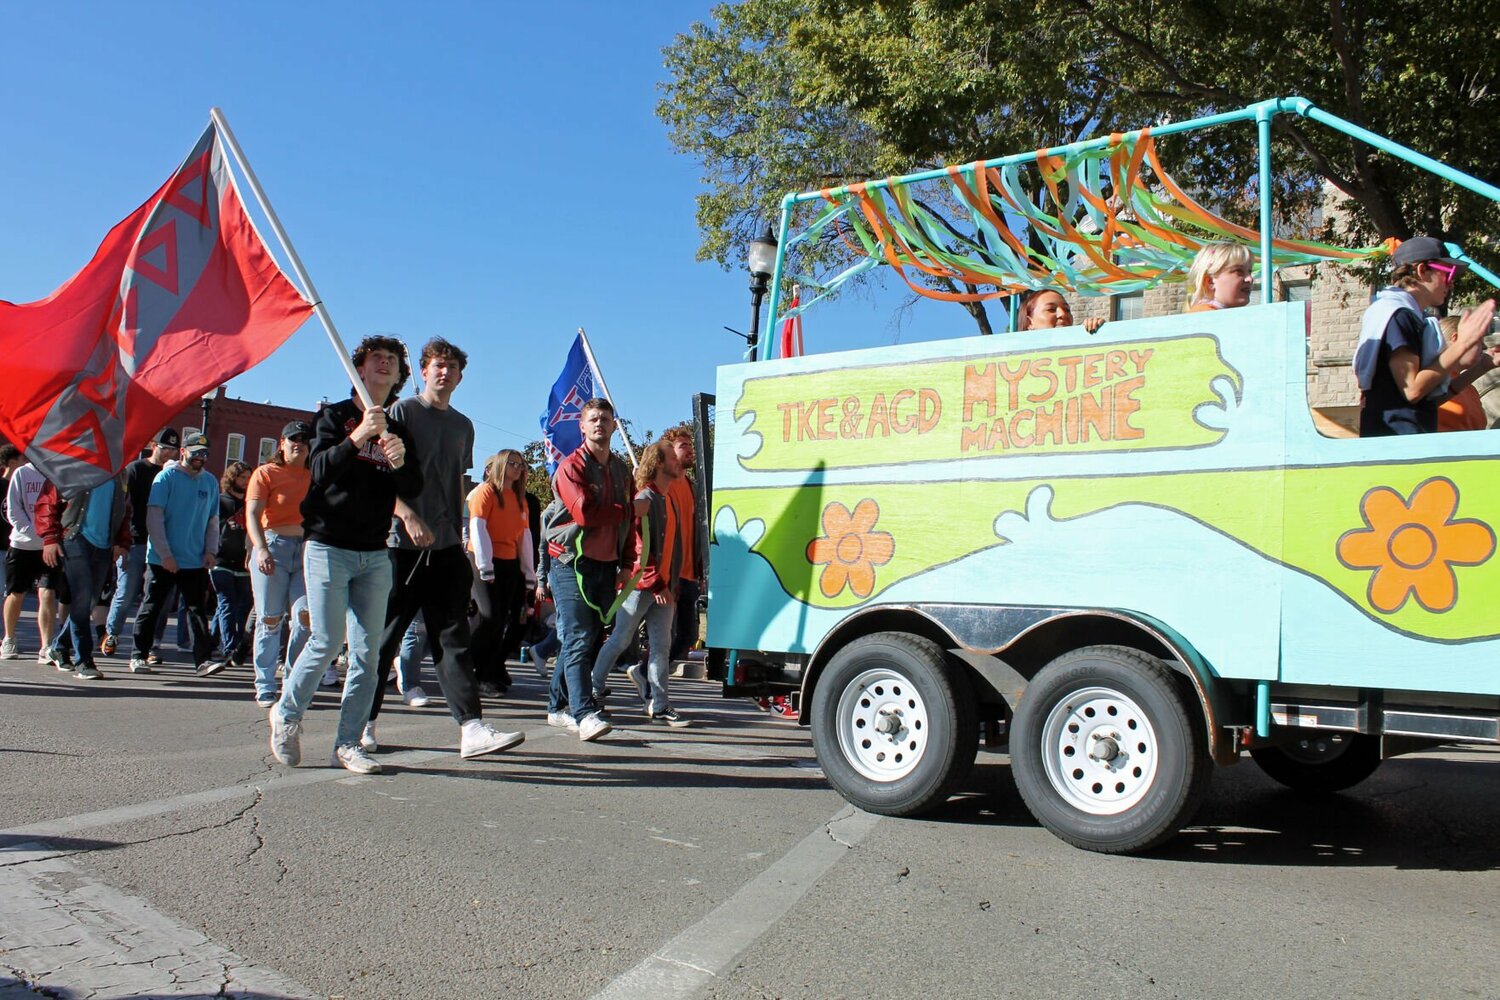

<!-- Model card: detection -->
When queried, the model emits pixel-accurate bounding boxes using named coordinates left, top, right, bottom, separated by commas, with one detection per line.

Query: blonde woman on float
left=1184, top=242, right=1254, bottom=313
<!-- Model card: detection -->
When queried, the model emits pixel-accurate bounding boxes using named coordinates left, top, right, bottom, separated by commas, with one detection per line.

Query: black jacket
left=300, top=396, right=424, bottom=551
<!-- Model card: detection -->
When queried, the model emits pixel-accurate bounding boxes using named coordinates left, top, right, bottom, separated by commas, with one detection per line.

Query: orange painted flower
left=806, top=499, right=895, bottom=599
left=1336, top=477, right=1494, bottom=614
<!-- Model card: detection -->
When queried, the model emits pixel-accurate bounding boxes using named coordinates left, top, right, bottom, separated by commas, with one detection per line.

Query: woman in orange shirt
left=468, top=449, right=535, bottom=697
left=245, top=422, right=313, bottom=708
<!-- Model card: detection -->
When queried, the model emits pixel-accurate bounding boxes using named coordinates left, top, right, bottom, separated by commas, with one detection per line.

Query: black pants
left=132, top=564, right=213, bottom=667
left=370, top=546, right=483, bottom=725
left=470, top=557, right=523, bottom=688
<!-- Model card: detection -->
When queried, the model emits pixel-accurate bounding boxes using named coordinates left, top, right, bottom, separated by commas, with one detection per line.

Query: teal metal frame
left=759, top=96, right=1500, bottom=361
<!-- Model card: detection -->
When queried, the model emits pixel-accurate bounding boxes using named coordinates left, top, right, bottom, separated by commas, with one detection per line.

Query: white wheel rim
left=1039, top=685, right=1159, bottom=815
left=835, top=667, right=930, bottom=782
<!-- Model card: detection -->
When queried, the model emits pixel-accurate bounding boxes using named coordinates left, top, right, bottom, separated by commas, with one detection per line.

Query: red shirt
left=554, top=446, right=634, bottom=563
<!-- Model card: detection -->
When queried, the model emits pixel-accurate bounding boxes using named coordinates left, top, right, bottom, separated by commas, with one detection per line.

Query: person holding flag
left=270, top=337, right=423, bottom=774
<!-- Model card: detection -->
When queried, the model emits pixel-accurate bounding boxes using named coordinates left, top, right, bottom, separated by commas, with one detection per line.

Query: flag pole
left=576, top=327, right=638, bottom=469
left=208, top=107, right=376, bottom=411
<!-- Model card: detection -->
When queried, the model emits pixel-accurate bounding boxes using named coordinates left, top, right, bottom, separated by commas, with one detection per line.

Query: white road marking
left=0, top=842, right=316, bottom=998
left=590, top=805, right=882, bottom=1000
left=1, top=723, right=561, bottom=841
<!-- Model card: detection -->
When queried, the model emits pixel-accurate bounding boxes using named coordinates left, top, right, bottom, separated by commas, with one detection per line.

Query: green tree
left=659, top=0, right=1500, bottom=331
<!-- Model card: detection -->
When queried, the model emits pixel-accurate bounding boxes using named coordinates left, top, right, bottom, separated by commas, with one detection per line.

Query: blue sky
left=0, top=0, right=953, bottom=472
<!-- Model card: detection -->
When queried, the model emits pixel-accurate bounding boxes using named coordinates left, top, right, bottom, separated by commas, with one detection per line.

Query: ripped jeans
left=249, top=531, right=307, bottom=700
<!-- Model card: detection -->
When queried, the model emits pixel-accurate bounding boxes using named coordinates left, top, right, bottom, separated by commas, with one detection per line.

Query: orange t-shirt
left=1439, top=385, right=1487, bottom=432
left=667, top=476, right=696, bottom=581
left=246, top=463, right=311, bottom=532
left=468, top=483, right=526, bottom=560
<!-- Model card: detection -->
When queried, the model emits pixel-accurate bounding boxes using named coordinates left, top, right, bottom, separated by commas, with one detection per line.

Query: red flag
left=0, top=124, right=312, bottom=494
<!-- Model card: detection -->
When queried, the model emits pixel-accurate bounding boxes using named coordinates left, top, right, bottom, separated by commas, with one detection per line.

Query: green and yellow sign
left=735, top=335, right=1242, bottom=470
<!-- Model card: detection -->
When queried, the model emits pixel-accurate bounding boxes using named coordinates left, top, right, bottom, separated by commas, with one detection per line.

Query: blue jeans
left=531, top=626, right=559, bottom=661
left=594, top=588, right=676, bottom=714
left=547, top=557, right=616, bottom=720
left=209, top=568, right=252, bottom=657
left=105, top=543, right=146, bottom=639
left=62, top=536, right=114, bottom=667
left=275, top=541, right=392, bottom=749
left=397, top=611, right=427, bottom=691
left=250, top=532, right=306, bottom=700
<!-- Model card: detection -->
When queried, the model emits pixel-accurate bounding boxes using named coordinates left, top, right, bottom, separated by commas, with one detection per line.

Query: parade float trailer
left=696, top=97, right=1500, bottom=853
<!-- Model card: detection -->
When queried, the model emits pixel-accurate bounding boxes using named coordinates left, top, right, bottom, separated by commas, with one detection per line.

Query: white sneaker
left=546, top=711, right=579, bottom=732
left=625, top=662, right=649, bottom=704
left=578, top=712, right=612, bottom=742
left=460, top=720, right=525, bottom=759
left=270, top=713, right=301, bottom=766
left=403, top=684, right=430, bottom=708
left=37, top=649, right=51, bottom=665
left=320, top=666, right=340, bottom=688
left=333, top=744, right=382, bottom=774
left=129, top=656, right=155, bottom=674
left=0, top=638, right=19, bottom=659
left=255, top=694, right=277, bottom=708
left=359, top=721, right=378, bottom=753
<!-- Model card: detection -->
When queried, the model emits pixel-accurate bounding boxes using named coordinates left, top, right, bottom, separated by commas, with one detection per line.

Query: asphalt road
left=2, top=610, right=1498, bottom=999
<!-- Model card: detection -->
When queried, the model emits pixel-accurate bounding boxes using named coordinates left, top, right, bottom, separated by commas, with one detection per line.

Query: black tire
left=1010, top=645, right=1212, bottom=854
left=810, top=632, right=978, bottom=816
left=1250, top=732, right=1382, bottom=792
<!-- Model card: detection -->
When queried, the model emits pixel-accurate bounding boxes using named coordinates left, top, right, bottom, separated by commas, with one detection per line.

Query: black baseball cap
left=154, top=428, right=180, bottom=449
left=282, top=420, right=313, bottom=441
left=1391, top=236, right=1462, bottom=269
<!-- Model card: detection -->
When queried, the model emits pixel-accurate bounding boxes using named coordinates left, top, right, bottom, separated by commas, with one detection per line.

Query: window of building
left=182, top=426, right=200, bottom=445
left=226, top=433, right=245, bottom=464
left=1112, top=291, right=1145, bottom=322
left=258, top=437, right=277, bottom=465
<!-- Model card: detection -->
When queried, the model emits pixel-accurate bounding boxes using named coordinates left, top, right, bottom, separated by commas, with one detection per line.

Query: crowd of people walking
left=0, top=334, right=704, bottom=775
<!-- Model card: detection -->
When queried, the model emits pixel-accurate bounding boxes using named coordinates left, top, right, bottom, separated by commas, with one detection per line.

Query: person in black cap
left=1352, top=236, right=1496, bottom=436
left=102, top=427, right=180, bottom=662
left=130, top=432, right=223, bottom=675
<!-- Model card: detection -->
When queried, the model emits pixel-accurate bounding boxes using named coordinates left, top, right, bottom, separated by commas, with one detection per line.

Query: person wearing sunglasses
left=1353, top=236, right=1496, bottom=437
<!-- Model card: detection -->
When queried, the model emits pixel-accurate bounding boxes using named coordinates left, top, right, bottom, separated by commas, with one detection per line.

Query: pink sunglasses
left=1426, top=262, right=1460, bottom=284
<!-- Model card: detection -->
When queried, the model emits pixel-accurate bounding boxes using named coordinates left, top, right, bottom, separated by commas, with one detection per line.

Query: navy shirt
left=1359, top=308, right=1438, bottom=436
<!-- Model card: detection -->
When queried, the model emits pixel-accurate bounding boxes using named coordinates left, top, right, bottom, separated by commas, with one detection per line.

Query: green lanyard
left=576, top=510, right=650, bottom=626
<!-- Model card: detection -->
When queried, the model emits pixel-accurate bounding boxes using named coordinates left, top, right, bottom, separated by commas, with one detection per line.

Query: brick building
left=162, top=387, right=316, bottom=477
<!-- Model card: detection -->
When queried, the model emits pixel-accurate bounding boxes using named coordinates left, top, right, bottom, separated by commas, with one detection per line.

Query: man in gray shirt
left=365, top=336, right=522, bottom=759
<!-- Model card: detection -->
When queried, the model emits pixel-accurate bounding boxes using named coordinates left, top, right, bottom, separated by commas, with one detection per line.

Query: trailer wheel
left=1011, top=645, right=1212, bottom=854
left=1250, top=733, right=1381, bottom=792
left=811, top=632, right=978, bottom=816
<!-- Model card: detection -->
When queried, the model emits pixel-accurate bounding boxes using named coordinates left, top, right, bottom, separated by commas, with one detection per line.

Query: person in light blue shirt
left=131, top=434, right=224, bottom=676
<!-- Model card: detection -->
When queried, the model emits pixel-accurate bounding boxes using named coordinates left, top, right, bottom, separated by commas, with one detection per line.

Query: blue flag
left=539, top=333, right=598, bottom=476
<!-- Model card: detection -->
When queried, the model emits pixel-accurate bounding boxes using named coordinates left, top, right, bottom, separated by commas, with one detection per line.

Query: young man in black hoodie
left=271, top=336, right=424, bottom=774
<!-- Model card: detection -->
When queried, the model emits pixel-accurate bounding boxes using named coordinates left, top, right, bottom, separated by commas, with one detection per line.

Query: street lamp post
left=746, top=224, right=779, bottom=356
left=200, top=388, right=217, bottom=440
